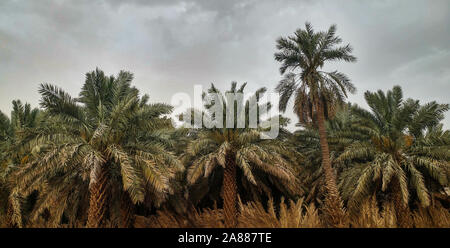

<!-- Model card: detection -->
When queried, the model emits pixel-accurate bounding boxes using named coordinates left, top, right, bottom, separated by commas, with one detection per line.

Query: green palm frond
left=7, top=68, right=181, bottom=226
left=336, top=86, right=449, bottom=210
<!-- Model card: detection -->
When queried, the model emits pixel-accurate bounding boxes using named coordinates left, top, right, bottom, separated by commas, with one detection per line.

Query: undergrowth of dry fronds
left=134, top=207, right=224, bottom=228
left=349, top=197, right=450, bottom=228
left=237, top=198, right=322, bottom=228
left=135, top=197, right=450, bottom=228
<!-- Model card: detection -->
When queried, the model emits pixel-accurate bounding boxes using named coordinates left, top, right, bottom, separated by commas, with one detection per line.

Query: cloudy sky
left=1, top=0, right=449, bottom=128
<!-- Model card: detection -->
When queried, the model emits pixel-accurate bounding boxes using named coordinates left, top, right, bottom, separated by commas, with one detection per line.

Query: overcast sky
left=1, top=0, right=449, bottom=128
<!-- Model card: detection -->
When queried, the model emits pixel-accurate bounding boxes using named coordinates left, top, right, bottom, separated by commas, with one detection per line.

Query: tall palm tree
left=274, top=22, right=356, bottom=226
left=0, top=111, right=12, bottom=170
left=0, top=111, right=12, bottom=225
left=291, top=104, right=363, bottom=206
left=0, top=100, right=41, bottom=227
left=9, top=69, right=182, bottom=227
left=0, top=100, right=40, bottom=166
left=183, top=82, right=300, bottom=227
left=337, top=86, right=450, bottom=226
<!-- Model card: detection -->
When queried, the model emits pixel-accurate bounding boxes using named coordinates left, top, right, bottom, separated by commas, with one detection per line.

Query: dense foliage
left=0, top=23, right=448, bottom=228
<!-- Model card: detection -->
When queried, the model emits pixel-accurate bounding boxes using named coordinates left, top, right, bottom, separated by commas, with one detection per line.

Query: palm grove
left=0, top=23, right=449, bottom=228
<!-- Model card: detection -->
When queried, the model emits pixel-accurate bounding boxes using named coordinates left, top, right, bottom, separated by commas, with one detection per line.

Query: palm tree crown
left=337, top=86, right=449, bottom=225
left=182, top=82, right=300, bottom=227
left=9, top=68, right=182, bottom=227
left=275, top=22, right=356, bottom=124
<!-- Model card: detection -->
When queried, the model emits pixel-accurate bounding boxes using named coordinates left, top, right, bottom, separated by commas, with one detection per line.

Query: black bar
left=0, top=228, right=447, bottom=247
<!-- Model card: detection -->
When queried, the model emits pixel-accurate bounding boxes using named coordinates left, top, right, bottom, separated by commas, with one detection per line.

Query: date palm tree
left=183, top=82, right=301, bottom=228
left=0, top=100, right=40, bottom=166
left=337, top=86, right=450, bottom=226
left=274, top=22, right=356, bottom=226
left=291, top=104, right=363, bottom=206
left=9, top=69, right=182, bottom=227
left=0, top=111, right=11, bottom=170
left=0, top=100, right=41, bottom=227
left=0, top=110, right=13, bottom=225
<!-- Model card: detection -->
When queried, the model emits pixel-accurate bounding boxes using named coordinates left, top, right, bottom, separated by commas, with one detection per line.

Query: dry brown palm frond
left=237, top=198, right=323, bottom=228
left=134, top=212, right=186, bottom=228
left=349, top=197, right=397, bottom=228
left=412, top=202, right=450, bottom=228
left=189, top=208, right=225, bottom=228
left=134, top=206, right=224, bottom=228
left=134, top=196, right=450, bottom=228
left=349, top=198, right=450, bottom=228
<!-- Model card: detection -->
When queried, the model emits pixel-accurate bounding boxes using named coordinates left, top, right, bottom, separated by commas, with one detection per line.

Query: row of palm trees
left=0, top=23, right=449, bottom=228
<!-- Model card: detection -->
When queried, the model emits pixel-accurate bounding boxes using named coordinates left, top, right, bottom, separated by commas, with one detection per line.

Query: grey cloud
left=0, top=0, right=449, bottom=128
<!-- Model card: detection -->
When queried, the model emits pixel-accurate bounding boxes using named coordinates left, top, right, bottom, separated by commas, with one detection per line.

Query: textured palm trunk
left=391, top=177, right=411, bottom=227
left=223, top=150, right=238, bottom=228
left=120, top=191, right=135, bottom=228
left=5, top=201, right=18, bottom=228
left=316, top=100, right=346, bottom=227
left=87, top=163, right=110, bottom=228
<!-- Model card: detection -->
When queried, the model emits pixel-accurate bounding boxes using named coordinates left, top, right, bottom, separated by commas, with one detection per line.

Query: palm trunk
left=87, top=163, right=110, bottom=228
left=5, top=201, right=18, bottom=228
left=316, top=99, right=346, bottom=227
left=120, top=191, right=135, bottom=228
left=391, top=177, right=411, bottom=227
left=223, top=150, right=238, bottom=228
